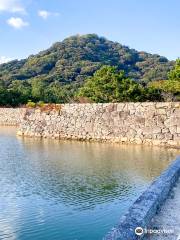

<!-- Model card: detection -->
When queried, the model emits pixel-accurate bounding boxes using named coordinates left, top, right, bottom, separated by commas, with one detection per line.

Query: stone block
left=156, top=102, right=171, bottom=108
left=177, top=127, right=180, bottom=134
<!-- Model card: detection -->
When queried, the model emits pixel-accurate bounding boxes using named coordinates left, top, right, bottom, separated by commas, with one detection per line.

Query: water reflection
left=0, top=127, right=179, bottom=240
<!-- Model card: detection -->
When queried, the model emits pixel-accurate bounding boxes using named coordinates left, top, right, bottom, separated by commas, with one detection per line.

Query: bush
left=39, top=103, right=62, bottom=112
left=37, top=101, right=45, bottom=107
left=26, top=101, right=36, bottom=108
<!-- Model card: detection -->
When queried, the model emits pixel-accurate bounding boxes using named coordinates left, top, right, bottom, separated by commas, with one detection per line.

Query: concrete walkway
left=146, top=179, right=180, bottom=240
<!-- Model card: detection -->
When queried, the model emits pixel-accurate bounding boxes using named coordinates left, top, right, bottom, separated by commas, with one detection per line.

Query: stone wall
left=16, top=102, right=180, bottom=148
left=0, top=108, right=26, bottom=126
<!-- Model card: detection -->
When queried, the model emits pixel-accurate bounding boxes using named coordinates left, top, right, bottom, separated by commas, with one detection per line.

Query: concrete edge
left=103, top=155, right=180, bottom=240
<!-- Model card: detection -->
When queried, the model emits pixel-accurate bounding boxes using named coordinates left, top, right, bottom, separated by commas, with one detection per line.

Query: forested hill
left=0, top=34, right=174, bottom=86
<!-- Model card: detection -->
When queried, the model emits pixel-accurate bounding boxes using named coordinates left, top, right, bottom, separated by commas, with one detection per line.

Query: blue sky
left=0, top=0, right=179, bottom=63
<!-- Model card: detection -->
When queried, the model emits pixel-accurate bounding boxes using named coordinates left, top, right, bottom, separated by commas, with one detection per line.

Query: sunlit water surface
left=0, top=127, right=179, bottom=240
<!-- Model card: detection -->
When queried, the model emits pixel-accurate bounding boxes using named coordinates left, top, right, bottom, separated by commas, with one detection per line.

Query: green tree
left=168, top=59, right=180, bottom=81
left=77, top=66, right=146, bottom=102
left=9, top=80, right=32, bottom=104
left=150, top=59, right=180, bottom=101
left=0, top=80, right=8, bottom=106
left=31, top=77, right=46, bottom=101
left=44, top=82, right=70, bottom=103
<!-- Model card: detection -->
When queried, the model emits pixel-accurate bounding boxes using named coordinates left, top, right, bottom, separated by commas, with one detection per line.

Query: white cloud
left=38, top=10, right=60, bottom=20
left=38, top=10, right=50, bottom=19
left=7, top=17, right=29, bottom=29
left=0, top=0, right=25, bottom=13
left=0, top=56, right=13, bottom=64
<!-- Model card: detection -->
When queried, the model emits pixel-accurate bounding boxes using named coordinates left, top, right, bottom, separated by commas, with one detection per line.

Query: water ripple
left=0, top=127, right=178, bottom=240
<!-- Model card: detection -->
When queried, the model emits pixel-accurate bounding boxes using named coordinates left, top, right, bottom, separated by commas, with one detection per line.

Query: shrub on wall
left=26, top=101, right=36, bottom=108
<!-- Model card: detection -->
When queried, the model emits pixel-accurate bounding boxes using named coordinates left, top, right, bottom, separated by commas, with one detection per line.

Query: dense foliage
left=0, top=34, right=174, bottom=85
left=149, top=59, right=180, bottom=101
left=0, top=34, right=177, bottom=105
left=77, top=66, right=161, bottom=102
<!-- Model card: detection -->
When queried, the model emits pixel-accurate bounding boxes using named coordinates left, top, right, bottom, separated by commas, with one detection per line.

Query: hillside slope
left=0, top=34, right=174, bottom=86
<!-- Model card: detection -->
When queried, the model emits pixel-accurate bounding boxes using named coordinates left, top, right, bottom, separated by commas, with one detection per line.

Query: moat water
left=0, top=127, right=178, bottom=240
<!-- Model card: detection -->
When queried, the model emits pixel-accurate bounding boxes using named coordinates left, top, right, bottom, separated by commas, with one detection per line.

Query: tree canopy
left=168, top=59, right=180, bottom=81
left=77, top=66, right=162, bottom=102
left=149, top=59, right=180, bottom=101
left=0, top=34, right=173, bottom=85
